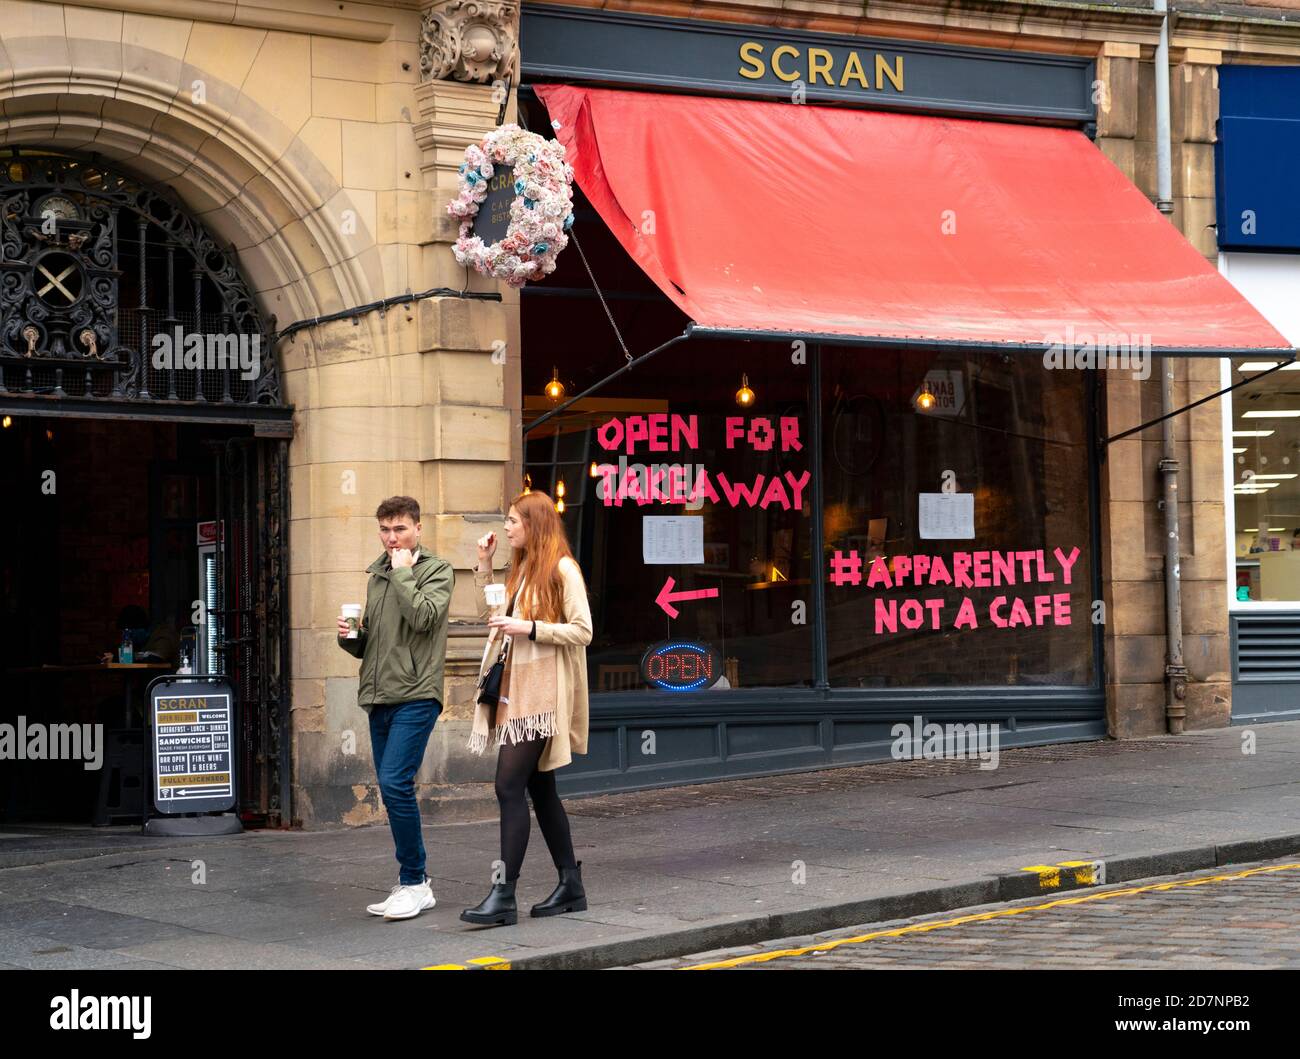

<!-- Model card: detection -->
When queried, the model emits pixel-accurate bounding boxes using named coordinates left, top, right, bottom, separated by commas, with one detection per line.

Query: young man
left=338, top=497, right=453, bottom=920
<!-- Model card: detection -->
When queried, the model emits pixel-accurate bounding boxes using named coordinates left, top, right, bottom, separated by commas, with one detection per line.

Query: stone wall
left=1094, top=38, right=1245, bottom=736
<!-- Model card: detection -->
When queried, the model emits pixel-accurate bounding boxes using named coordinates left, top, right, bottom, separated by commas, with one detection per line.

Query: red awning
left=536, top=84, right=1292, bottom=354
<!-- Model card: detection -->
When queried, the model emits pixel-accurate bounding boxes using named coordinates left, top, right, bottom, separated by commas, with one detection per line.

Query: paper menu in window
left=919, top=493, right=974, bottom=540
left=642, top=516, right=704, bottom=564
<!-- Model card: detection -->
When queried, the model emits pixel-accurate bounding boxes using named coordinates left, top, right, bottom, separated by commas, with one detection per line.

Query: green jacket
left=338, top=548, right=454, bottom=710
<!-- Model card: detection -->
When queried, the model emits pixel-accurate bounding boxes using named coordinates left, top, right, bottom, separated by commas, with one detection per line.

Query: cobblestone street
left=636, top=856, right=1300, bottom=970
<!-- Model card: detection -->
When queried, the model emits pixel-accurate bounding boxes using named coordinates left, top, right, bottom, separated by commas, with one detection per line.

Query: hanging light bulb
left=1, top=416, right=11, bottom=429
left=544, top=367, right=565, bottom=402
left=589, top=460, right=599, bottom=478
left=735, top=372, right=755, bottom=407
left=914, top=379, right=937, bottom=412
left=556, top=478, right=566, bottom=499
left=522, top=471, right=532, bottom=495
left=556, top=497, right=566, bottom=514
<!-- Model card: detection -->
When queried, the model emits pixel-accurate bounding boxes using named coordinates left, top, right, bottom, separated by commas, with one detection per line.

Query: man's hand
left=336, top=617, right=352, bottom=638
left=390, top=547, right=415, bottom=570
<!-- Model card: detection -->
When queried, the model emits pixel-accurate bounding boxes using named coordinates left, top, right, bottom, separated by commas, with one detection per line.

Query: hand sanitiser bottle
left=119, top=630, right=134, bottom=664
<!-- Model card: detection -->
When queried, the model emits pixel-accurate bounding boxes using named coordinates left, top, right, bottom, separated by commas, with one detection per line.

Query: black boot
left=530, top=861, right=587, bottom=917
left=460, top=879, right=518, bottom=926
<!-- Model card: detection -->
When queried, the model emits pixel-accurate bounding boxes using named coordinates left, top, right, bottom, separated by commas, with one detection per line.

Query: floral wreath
left=448, top=124, right=575, bottom=287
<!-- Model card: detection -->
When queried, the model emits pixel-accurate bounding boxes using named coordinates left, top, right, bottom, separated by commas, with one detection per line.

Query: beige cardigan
left=474, top=556, right=592, bottom=771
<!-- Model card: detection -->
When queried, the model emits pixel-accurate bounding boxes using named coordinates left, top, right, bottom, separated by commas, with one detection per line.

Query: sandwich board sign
left=147, top=676, right=236, bottom=815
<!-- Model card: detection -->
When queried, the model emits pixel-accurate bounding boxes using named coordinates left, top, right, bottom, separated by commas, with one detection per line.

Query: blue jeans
left=369, top=699, right=441, bottom=885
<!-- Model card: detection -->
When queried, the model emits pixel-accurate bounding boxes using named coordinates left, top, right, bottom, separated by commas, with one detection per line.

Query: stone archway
left=0, top=74, right=379, bottom=328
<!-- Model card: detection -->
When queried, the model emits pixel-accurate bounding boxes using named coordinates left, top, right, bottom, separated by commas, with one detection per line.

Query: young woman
left=461, top=490, right=593, bottom=927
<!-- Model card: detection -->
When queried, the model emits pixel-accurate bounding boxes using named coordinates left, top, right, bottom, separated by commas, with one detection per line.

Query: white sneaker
left=383, top=879, right=436, bottom=921
left=367, top=882, right=404, bottom=917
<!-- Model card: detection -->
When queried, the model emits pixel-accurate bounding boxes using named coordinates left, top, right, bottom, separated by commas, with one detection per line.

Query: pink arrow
left=655, top=576, right=719, bottom=619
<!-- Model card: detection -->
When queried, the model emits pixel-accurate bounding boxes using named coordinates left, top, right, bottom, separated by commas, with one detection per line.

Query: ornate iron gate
left=210, top=437, right=290, bottom=825
left=0, top=149, right=279, bottom=404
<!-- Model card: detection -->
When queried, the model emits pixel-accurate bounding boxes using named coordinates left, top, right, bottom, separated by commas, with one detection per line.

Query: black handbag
left=476, top=590, right=518, bottom=714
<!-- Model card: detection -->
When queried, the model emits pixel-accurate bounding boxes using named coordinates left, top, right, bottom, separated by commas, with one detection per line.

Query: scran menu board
left=149, top=677, right=237, bottom=815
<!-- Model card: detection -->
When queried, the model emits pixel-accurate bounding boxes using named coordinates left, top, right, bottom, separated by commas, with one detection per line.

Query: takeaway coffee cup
left=341, top=603, right=362, bottom=638
left=484, top=583, right=506, bottom=608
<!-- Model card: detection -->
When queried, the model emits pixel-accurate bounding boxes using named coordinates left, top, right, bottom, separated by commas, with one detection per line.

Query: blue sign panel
left=472, top=164, right=516, bottom=244
left=1216, top=66, right=1300, bottom=252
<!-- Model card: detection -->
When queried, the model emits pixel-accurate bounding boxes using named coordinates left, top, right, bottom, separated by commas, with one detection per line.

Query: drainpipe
left=1160, top=359, right=1187, bottom=734
left=1154, top=0, right=1187, bottom=733
left=1154, top=0, right=1175, bottom=217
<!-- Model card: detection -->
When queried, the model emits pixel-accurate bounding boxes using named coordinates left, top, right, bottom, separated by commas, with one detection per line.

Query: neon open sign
left=640, top=640, right=722, bottom=692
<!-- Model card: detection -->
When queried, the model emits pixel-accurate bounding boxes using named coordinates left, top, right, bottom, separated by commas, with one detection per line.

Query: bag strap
left=493, top=589, right=520, bottom=664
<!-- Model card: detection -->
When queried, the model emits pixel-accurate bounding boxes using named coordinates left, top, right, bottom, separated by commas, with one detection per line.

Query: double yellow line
left=679, top=861, right=1300, bottom=970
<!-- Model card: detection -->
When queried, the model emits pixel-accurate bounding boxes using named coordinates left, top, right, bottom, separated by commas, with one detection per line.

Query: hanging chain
left=516, top=91, right=632, bottom=363
left=571, top=226, right=632, bottom=364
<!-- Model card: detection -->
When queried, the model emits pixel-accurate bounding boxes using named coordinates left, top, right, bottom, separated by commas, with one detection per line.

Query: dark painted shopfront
left=511, top=6, right=1289, bottom=795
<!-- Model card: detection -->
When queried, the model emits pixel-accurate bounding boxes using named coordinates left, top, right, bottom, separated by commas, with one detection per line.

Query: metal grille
left=0, top=149, right=279, bottom=406
left=1234, top=615, right=1300, bottom=683
left=209, top=437, right=290, bottom=825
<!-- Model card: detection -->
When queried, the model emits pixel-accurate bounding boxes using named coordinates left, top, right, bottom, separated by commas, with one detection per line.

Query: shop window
left=1228, top=355, right=1300, bottom=602
left=525, top=342, right=815, bottom=691
left=821, top=348, right=1094, bottom=687
left=522, top=154, right=1094, bottom=694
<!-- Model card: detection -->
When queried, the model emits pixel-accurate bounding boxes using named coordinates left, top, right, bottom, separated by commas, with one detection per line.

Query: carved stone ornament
left=420, top=0, right=520, bottom=84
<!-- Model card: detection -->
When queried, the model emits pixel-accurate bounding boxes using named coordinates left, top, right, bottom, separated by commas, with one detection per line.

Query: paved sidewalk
left=1, top=721, right=1299, bottom=969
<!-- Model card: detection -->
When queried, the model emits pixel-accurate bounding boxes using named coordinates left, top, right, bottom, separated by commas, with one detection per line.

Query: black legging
left=495, top=736, right=577, bottom=881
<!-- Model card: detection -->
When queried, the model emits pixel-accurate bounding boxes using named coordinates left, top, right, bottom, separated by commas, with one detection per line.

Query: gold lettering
left=737, top=39, right=903, bottom=94
left=159, top=697, right=205, bottom=709
left=876, top=54, right=904, bottom=92
left=840, top=50, right=870, bottom=89
left=738, top=41, right=766, bottom=80
left=771, top=44, right=800, bottom=83
left=807, top=48, right=834, bottom=86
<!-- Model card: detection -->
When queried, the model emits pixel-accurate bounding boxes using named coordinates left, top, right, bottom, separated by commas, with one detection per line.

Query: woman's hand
left=476, top=531, right=497, bottom=570
left=487, top=615, right=531, bottom=637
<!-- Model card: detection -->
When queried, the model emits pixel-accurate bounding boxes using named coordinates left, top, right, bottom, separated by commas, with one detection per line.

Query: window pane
left=525, top=342, right=815, bottom=692
left=1229, top=356, right=1300, bottom=601
left=821, top=348, right=1094, bottom=687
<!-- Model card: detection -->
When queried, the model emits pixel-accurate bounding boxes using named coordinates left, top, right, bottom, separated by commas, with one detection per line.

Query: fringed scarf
left=468, top=581, right=558, bottom=755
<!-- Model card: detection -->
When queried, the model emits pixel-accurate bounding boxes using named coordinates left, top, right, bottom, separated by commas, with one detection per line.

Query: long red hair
left=505, top=490, right=575, bottom=623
